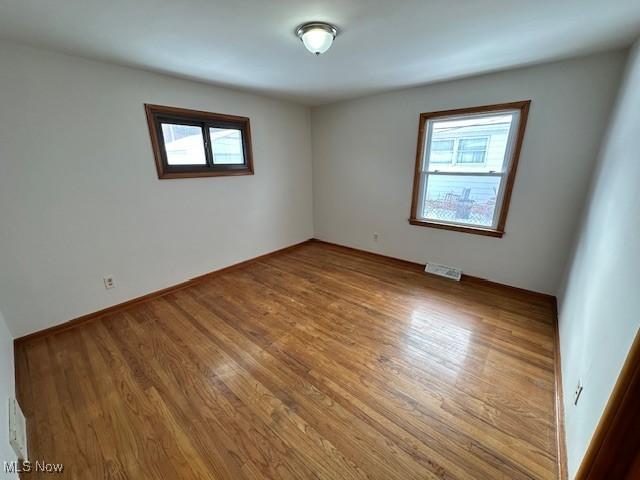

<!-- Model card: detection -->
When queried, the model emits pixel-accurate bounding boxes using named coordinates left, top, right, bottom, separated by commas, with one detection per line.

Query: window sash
left=156, top=116, right=249, bottom=172
left=417, top=171, right=505, bottom=229
left=158, top=120, right=208, bottom=167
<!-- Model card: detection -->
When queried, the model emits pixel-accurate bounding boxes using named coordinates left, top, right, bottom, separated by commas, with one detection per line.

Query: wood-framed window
left=145, top=104, right=254, bottom=179
left=409, top=101, right=530, bottom=238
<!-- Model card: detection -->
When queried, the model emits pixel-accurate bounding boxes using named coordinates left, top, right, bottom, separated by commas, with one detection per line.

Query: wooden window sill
left=409, top=218, right=504, bottom=238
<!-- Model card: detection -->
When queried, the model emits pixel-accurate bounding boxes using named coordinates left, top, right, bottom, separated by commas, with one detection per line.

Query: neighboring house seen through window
left=410, top=101, right=530, bottom=237
left=456, top=137, right=489, bottom=164
left=430, top=136, right=489, bottom=165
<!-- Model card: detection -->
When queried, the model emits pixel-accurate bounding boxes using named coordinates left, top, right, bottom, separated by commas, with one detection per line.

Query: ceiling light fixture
left=296, top=22, right=338, bottom=55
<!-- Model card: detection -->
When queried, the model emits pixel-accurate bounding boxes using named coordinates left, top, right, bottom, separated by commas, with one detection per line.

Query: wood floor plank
left=164, top=292, right=439, bottom=480
left=239, top=261, right=554, bottom=422
left=15, top=241, right=559, bottom=479
left=124, top=305, right=323, bottom=480
left=191, top=267, right=554, bottom=476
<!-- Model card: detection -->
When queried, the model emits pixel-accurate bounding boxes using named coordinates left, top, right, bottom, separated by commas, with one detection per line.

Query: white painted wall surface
left=0, top=42, right=314, bottom=337
left=558, top=40, right=640, bottom=479
left=311, top=51, right=626, bottom=294
left=0, top=308, right=18, bottom=479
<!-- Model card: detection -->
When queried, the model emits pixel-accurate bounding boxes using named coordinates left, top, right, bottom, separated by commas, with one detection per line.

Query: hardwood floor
left=15, top=241, right=559, bottom=479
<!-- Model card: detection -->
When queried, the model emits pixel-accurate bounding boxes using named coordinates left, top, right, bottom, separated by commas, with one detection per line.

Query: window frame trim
left=409, top=100, right=531, bottom=238
left=145, top=104, right=254, bottom=179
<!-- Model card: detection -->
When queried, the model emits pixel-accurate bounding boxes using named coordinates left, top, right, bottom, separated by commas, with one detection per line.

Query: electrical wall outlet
left=574, top=380, right=584, bottom=406
left=373, top=233, right=379, bottom=242
left=103, top=276, right=116, bottom=289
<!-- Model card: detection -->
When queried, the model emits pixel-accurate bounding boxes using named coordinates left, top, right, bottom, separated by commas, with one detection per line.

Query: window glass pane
left=429, top=139, right=454, bottom=164
left=422, top=174, right=502, bottom=227
left=210, top=128, right=245, bottom=165
left=428, top=113, right=513, bottom=173
left=161, top=123, right=206, bottom=165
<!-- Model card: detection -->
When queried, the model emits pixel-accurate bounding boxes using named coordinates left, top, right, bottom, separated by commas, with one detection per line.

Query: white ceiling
left=1, top=0, right=639, bottom=105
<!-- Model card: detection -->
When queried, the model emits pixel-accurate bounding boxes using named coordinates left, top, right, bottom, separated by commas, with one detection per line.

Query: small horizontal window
left=410, top=101, right=530, bottom=237
left=145, top=104, right=254, bottom=179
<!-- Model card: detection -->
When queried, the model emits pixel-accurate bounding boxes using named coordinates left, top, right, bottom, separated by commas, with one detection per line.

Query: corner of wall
left=308, top=104, right=322, bottom=240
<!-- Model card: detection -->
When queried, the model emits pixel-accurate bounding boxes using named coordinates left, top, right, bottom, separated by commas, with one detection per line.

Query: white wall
left=0, top=42, right=314, bottom=338
left=311, top=51, right=626, bottom=294
left=0, top=308, right=18, bottom=479
left=558, top=40, right=640, bottom=478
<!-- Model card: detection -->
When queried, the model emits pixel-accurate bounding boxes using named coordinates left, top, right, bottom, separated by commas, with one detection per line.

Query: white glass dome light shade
left=301, top=29, right=333, bottom=54
left=296, top=23, right=337, bottom=55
